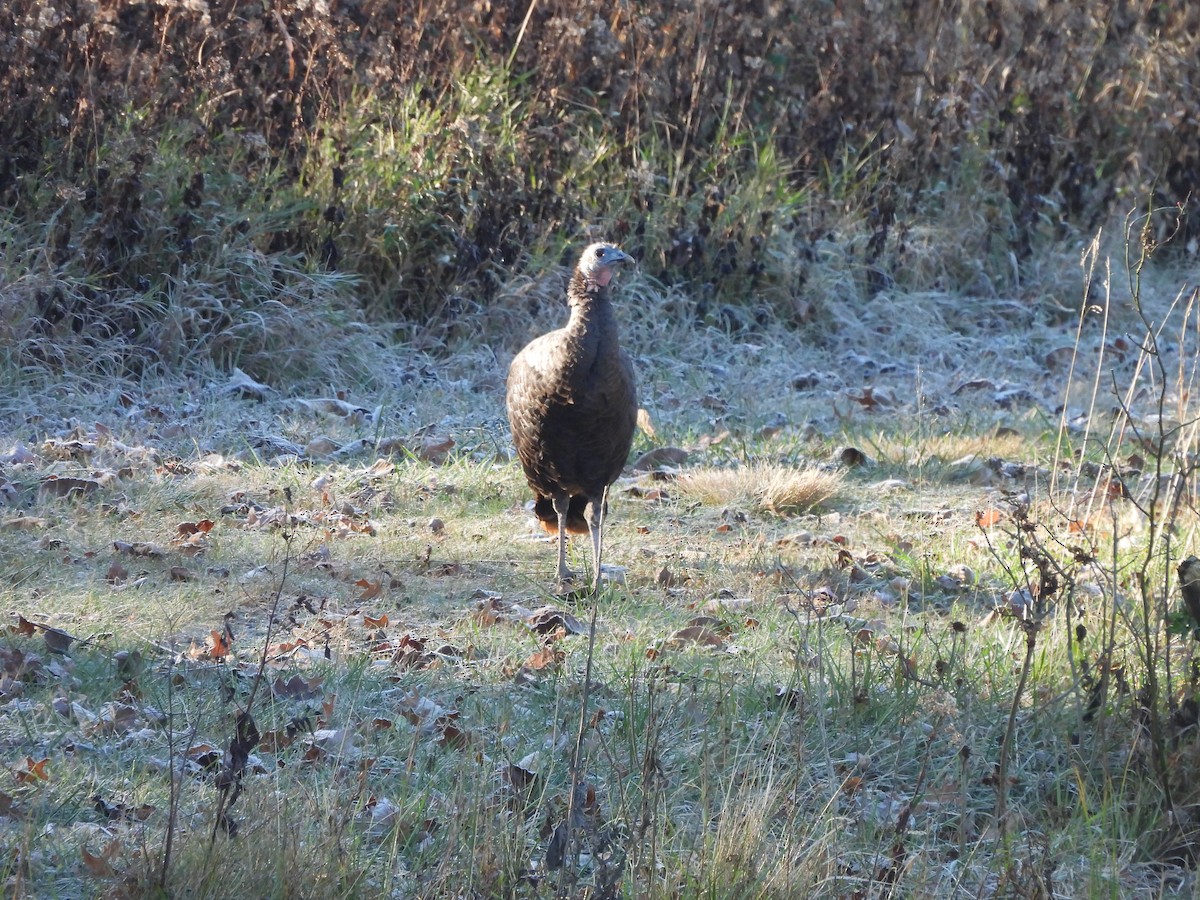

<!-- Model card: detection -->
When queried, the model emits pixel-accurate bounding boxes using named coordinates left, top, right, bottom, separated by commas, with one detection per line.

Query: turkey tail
left=533, top=495, right=590, bottom=535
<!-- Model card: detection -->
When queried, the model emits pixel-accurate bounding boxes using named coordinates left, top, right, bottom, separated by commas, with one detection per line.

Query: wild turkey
left=506, top=242, right=636, bottom=590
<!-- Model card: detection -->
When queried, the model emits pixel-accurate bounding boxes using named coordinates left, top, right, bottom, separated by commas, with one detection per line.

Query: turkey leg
left=585, top=488, right=608, bottom=592
left=552, top=493, right=576, bottom=584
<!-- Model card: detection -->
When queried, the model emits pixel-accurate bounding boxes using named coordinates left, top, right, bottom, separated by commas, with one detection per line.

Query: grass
left=2, top=2, right=1200, bottom=891
left=676, top=464, right=842, bottom=517
left=2, top=216, right=1200, bottom=896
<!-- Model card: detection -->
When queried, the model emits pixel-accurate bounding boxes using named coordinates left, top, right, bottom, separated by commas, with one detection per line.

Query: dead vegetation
left=2, top=0, right=1199, bottom=383
left=2, top=216, right=1200, bottom=896
left=3, top=1, right=1200, bottom=897
left=677, top=463, right=842, bottom=516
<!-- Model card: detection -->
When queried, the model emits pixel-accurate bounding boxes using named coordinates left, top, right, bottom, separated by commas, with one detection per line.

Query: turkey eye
left=595, top=247, right=605, bottom=257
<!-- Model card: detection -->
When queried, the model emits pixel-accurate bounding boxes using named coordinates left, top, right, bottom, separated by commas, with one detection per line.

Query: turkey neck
left=562, top=274, right=621, bottom=373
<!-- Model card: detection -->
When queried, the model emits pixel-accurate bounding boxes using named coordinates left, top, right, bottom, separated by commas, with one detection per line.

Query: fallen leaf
left=1, top=516, right=45, bottom=530
left=386, top=633, right=438, bottom=670
left=15, top=756, right=50, bottom=783
left=266, top=637, right=308, bottom=658
left=218, top=711, right=261, bottom=801
left=438, top=720, right=470, bottom=750
left=258, top=729, right=299, bottom=753
left=369, top=451, right=402, bottom=468
left=636, top=408, right=658, bottom=440
left=1044, top=346, right=1077, bottom=370
left=176, top=519, right=214, bottom=536
left=43, top=627, right=75, bottom=654
left=952, top=378, right=997, bottom=394
left=0, top=443, right=38, bottom=465
left=39, top=475, right=101, bottom=499
left=524, top=646, right=563, bottom=671
left=113, top=540, right=167, bottom=558
left=397, top=692, right=450, bottom=730
left=773, top=685, right=804, bottom=709
left=53, top=696, right=81, bottom=720
left=207, top=629, right=230, bottom=659
left=0, top=790, right=20, bottom=818
left=664, top=626, right=726, bottom=650
left=546, top=820, right=568, bottom=869
left=526, top=607, right=585, bottom=636
left=93, top=795, right=154, bottom=822
left=293, top=397, right=370, bottom=420
left=356, top=578, right=383, bottom=601
left=1, top=646, right=42, bottom=682
left=395, top=690, right=470, bottom=750
left=84, top=702, right=141, bottom=736
left=473, top=597, right=506, bottom=627
left=219, top=367, right=275, bottom=400
left=184, top=743, right=222, bottom=771
left=684, top=615, right=729, bottom=634
left=975, top=507, right=1004, bottom=528
left=697, top=430, right=731, bottom=448
left=837, top=446, right=872, bottom=467
left=115, top=650, right=144, bottom=681
left=81, top=838, right=122, bottom=877
left=272, top=674, right=324, bottom=700
left=849, top=386, right=892, bottom=410
left=502, top=761, right=542, bottom=804
left=417, top=435, right=455, bottom=464
left=347, top=518, right=377, bottom=536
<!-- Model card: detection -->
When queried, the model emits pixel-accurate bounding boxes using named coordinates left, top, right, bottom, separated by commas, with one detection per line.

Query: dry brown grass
left=677, top=463, right=842, bottom=516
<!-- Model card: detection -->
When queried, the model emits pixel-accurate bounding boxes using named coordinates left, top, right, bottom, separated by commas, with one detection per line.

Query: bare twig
left=207, top=520, right=296, bottom=845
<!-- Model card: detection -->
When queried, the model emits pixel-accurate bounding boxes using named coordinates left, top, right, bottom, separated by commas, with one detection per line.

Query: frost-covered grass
left=3, top=220, right=1200, bottom=896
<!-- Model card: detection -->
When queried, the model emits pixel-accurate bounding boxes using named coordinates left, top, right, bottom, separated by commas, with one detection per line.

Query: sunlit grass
left=677, top=463, right=842, bottom=516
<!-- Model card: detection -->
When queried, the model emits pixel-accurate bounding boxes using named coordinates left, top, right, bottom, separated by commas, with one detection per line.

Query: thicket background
left=3, top=0, right=1197, bottom=381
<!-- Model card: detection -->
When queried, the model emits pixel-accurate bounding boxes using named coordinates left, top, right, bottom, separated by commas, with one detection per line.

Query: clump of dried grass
left=677, top=463, right=841, bottom=516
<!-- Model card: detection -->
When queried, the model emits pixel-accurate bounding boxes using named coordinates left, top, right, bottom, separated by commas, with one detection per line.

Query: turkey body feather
left=506, top=243, right=636, bottom=588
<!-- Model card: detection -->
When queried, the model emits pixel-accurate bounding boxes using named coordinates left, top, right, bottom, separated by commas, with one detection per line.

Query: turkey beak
left=608, top=250, right=633, bottom=273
